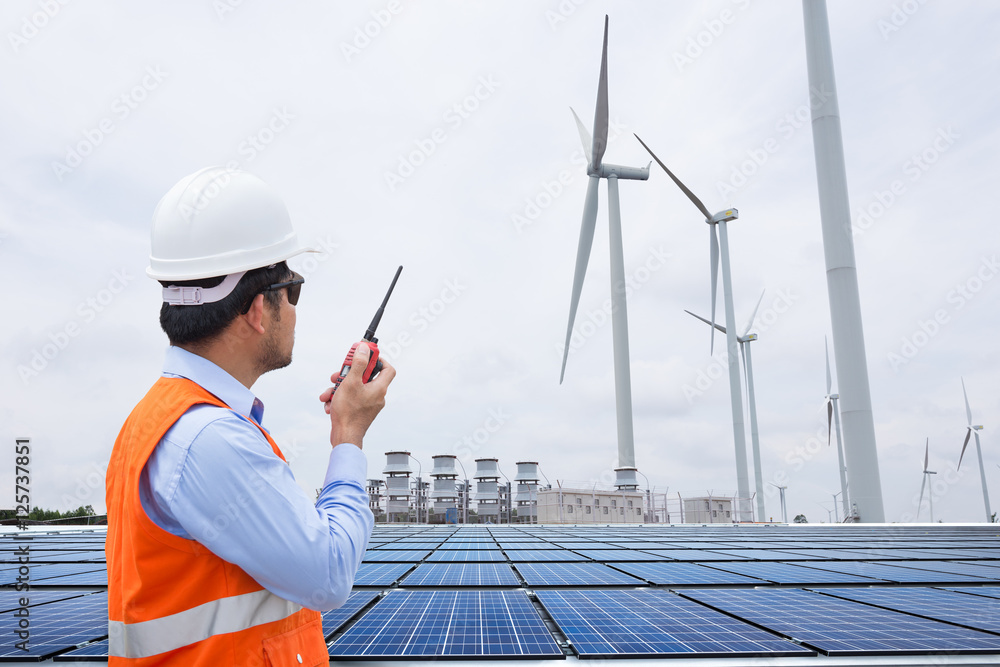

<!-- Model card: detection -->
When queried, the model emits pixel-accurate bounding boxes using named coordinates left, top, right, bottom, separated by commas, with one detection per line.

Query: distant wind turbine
left=824, top=336, right=850, bottom=521
left=685, top=290, right=766, bottom=522
left=559, top=16, right=649, bottom=491
left=635, top=133, right=750, bottom=520
left=958, top=378, right=991, bottom=522
left=917, top=437, right=937, bottom=523
left=769, top=482, right=788, bottom=524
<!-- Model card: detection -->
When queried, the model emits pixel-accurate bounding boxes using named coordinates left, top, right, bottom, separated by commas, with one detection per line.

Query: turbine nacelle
left=588, top=162, right=651, bottom=180
left=708, top=208, right=739, bottom=225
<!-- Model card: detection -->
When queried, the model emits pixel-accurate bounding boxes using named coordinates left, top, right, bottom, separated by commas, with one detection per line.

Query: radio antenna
left=364, top=265, right=403, bottom=343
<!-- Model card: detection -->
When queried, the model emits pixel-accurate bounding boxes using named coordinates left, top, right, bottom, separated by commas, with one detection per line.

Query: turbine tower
left=559, top=16, right=649, bottom=491
left=958, top=378, right=991, bottom=522
left=685, top=290, right=766, bottom=522
left=824, top=336, right=850, bottom=521
left=803, top=0, right=885, bottom=521
left=917, top=438, right=936, bottom=523
left=635, top=134, right=751, bottom=521
left=769, top=482, right=788, bottom=524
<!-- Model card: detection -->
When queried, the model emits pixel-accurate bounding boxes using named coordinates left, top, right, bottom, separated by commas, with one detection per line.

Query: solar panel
left=817, top=587, right=1000, bottom=634
left=362, top=549, right=430, bottom=562
left=52, top=638, right=109, bottom=661
left=536, top=589, right=813, bottom=658
left=574, top=549, right=666, bottom=562
left=882, top=560, right=1000, bottom=581
left=425, top=549, right=506, bottom=563
left=0, top=591, right=107, bottom=660
left=354, top=562, right=414, bottom=586
left=682, top=588, right=1000, bottom=655
left=328, top=590, right=563, bottom=658
left=504, top=549, right=588, bottom=562
left=610, top=562, right=767, bottom=586
left=514, top=562, right=644, bottom=587
left=703, top=561, right=882, bottom=585
left=0, top=590, right=91, bottom=614
left=400, top=563, right=519, bottom=587
left=710, top=549, right=825, bottom=561
left=797, top=560, right=991, bottom=584
left=639, top=549, right=748, bottom=561
left=0, top=563, right=107, bottom=586
left=321, top=590, right=381, bottom=638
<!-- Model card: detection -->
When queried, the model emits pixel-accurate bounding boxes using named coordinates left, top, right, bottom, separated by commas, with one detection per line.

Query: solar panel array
left=4, top=523, right=1000, bottom=662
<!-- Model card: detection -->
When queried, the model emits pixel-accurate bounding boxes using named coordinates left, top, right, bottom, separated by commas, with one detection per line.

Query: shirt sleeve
left=159, top=413, right=374, bottom=611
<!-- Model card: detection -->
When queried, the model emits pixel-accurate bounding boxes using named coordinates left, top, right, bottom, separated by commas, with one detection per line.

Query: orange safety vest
left=106, top=377, right=328, bottom=667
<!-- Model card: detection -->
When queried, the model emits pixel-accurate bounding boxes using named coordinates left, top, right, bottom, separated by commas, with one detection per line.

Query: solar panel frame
left=815, top=587, right=1000, bottom=635
left=514, top=562, right=645, bottom=587
left=399, top=563, right=520, bottom=587
left=609, top=562, right=769, bottom=586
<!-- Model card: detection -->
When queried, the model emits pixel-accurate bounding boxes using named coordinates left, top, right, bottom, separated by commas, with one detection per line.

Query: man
left=106, top=167, right=393, bottom=666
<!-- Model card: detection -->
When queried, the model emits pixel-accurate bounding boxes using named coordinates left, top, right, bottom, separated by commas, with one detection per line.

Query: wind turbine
left=559, top=16, right=649, bottom=491
left=635, top=133, right=750, bottom=520
left=769, top=482, right=788, bottom=524
left=917, top=438, right=936, bottom=523
left=958, top=378, right=991, bottom=522
left=824, top=336, right=850, bottom=521
left=685, top=290, right=766, bottom=522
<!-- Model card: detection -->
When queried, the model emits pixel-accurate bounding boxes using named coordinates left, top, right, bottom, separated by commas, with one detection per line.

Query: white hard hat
left=147, top=166, right=317, bottom=283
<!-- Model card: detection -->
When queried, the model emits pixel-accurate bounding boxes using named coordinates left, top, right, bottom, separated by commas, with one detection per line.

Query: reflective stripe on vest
left=109, top=589, right=302, bottom=659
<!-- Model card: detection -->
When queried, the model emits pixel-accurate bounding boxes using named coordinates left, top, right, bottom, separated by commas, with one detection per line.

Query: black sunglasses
left=240, top=271, right=304, bottom=314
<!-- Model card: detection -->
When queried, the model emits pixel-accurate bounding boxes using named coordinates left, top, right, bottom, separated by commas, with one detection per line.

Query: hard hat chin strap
left=162, top=271, right=247, bottom=306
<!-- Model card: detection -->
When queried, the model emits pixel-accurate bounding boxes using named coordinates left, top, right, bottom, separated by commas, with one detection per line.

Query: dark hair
left=159, top=262, right=291, bottom=346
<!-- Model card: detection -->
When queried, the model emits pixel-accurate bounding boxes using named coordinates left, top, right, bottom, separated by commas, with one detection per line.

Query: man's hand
left=318, top=342, right=395, bottom=449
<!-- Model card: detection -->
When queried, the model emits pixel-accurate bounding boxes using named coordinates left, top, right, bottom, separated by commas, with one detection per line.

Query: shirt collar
left=162, top=346, right=265, bottom=425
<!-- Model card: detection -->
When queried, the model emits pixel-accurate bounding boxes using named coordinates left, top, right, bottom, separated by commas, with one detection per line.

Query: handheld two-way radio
left=330, top=265, right=403, bottom=395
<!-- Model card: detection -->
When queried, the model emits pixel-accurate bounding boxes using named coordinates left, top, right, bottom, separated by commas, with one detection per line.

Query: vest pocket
left=262, top=619, right=329, bottom=667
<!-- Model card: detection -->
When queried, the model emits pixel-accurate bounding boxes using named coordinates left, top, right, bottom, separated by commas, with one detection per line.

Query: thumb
left=347, top=342, right=371, bottom=380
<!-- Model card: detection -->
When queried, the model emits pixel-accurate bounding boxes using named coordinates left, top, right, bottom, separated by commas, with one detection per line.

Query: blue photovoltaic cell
left=682, top=588, right=1000, bottom=655
left=505, top=549, right=588, bottom=562
left=798, top=560, right=989, bottom=584
left=400, top=563, right=519, bottom=587
left=321, top=590, right=380, bottom=638
left=537, top=589, right=812, bottom=658
left=840, top=548, right=946, bottom=560
left=328, top=590, right=563, bottom=658
left=374, top=541, right=441, bottom=550
left=881, top=560, right=1000, bottom=581
left=639, top=549, right=749, bottom=561
left=0, top=563, right=107, bottom=586
left=574, top=549, right=666, bottom=562
left=515, top=562, right=644, bottom=586
left=0, top=591, right=108, bottom=660
left=611, top=562, right=767, bottom=586
left=362, top=549, right=430, bottom=562
left=353, top=562, right=413, bottom=586
left=942, top=586, right=1000, bottom=599
left=497, top=542, right=560, bottom=550
left=426, top=549, right=506, bottom=563
left=704, top=561, right=881, bottom=585
left=817, top=587, right=1000, bottom=634
left=52, top=638, right=109, bottom=661
left=0, top=590, right=90, bottom=613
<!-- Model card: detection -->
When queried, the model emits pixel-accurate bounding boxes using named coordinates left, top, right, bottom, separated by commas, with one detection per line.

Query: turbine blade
left=710, top=224, right=719, bottom=355
left=924, top=437, right=930, bottom=473
left=741, top=289, right=765, bottom=338
left=570, top=108, right=592, bottom=166
left=633, top=133, right=712, bottom=220
left=827, top=399, right=833, bottom=447
left=560, top=176, right=601, bottom=383
left=591, top=15, right=609, bottom=170
left=917, top=474, right=927, bottom=521
left=684, top=309, right=726, bottom=334
left=962, top=377, right=973, bottom=425
left=958, top=428, right=972, bottom=470
left=825, top=336, right=832, bottom=395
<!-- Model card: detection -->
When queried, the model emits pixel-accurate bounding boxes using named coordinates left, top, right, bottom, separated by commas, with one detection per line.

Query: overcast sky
left=2, top=1, right=998, bottom=524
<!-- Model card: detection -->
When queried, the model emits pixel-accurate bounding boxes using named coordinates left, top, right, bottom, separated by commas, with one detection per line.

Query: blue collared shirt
left=139, top=346, right=374, bottom=611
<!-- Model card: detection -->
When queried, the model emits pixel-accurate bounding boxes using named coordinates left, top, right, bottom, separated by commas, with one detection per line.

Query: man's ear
left=242, top=294, right=267, bottom=335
